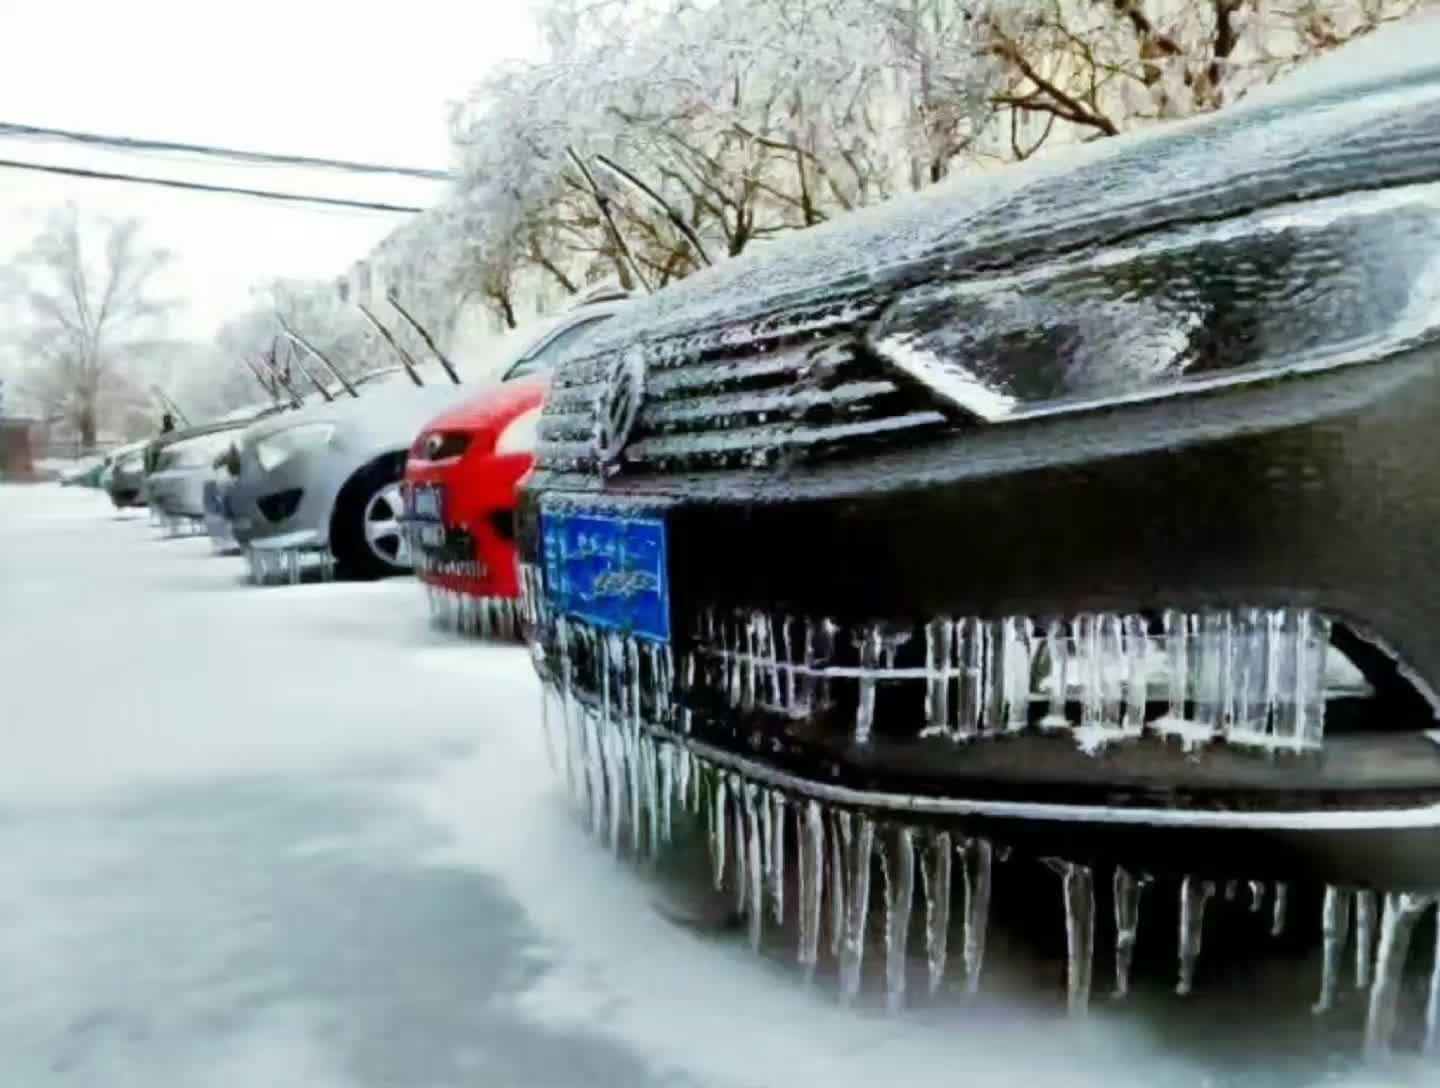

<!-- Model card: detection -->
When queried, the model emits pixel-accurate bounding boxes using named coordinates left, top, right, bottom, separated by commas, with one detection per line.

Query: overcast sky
left=0, top=0, right=541, bottom=340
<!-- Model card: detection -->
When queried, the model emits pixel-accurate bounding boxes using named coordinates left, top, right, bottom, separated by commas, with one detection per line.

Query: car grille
left=535, top=302, right=947, bottom=474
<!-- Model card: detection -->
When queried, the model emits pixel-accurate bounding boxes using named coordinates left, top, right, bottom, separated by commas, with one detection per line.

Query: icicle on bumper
left=242, top=545, right=335, bottom=586
left=525, top=600, right=1440, bottom=1050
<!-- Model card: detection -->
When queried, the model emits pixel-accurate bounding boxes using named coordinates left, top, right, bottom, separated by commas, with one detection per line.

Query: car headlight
left=496, top=407, right=542, bottom=455
left=866, top=181, right=1440, bottom=422
left=253, top=423, right=336, bottom=473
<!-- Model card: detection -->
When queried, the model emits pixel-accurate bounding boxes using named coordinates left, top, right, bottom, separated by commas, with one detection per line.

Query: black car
left=521, top=25, right=1440, bottom=914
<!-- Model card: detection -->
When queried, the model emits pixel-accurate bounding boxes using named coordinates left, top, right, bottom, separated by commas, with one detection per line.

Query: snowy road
left=0, top=484, right=1427, bottom=1086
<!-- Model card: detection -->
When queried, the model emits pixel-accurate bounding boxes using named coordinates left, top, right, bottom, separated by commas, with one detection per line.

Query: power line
left=0, top=158, right=425, bottom=214
left=0, top=121, right=454, bottom=180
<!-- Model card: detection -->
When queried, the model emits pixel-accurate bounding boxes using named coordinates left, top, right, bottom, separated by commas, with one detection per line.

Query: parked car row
left=68, top=287, right=630, bottom=635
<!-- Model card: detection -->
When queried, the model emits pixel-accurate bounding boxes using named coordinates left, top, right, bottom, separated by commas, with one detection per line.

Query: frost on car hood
left=545, top=13, right=1440, bottom=373
left=239, top=383, right=471, bottom=447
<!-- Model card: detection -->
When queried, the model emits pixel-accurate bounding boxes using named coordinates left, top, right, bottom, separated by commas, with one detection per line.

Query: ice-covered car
left=228, top=365, right=471, bottom=580
left=404, top=293, right=628, bottom=634
left=521, top=20, right=1440, bottom=898
left=143, top=424, right=259, bottom=531
left=59, top=458, right=106, bottom=488
left=101, top=441, right=151, bottom=509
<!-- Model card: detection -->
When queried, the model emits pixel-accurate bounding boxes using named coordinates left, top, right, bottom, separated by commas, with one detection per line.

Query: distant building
left=0, top=387, right=37, bottom=479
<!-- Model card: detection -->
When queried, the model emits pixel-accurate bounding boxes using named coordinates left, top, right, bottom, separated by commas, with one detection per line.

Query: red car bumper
left=404, top=450, right=534, bottom=599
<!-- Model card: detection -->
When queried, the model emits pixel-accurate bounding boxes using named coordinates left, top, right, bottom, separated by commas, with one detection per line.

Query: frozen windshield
left=504, top=314, right=614, bottom=380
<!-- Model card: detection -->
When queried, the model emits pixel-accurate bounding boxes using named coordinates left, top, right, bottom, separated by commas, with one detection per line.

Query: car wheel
left=330, top=456, right=412, bottom=579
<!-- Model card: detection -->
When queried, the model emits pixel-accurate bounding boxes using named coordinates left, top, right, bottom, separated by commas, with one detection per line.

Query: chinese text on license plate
left=541, top=510, right=670, bottom=642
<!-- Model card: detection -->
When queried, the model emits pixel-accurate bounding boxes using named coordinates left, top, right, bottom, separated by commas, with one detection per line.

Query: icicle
left=798, top=800, right=825, bottom=977
left=733, top=777, right=749, bottom=915
left=1313, top=885, right=1353, bottom=1014
left=1425, top=917, right=1440, bottom=1055
left=1041, top=619, right=1070, bottom=729
left=920, top=832, right=952, bottom=996
left=770, top=793, right=786, bottom=925
left=924, top=617, right=953, bottom=736
left=778, top=616, right=797, bottom=713
left=1364, top=892, right=1436, bottom=1058
left=760, top=790, right=775, bottom=904
left=956, top=618, right=992, bottom=738
left=1355, top=890, right=1377, bottom=991
left=838, top=815, right=875, bottom=1005
left=1163, top=609, right=1192, bottom=724
left=1297, top=611, right=1331, bottom=749
left=1176, top=877, right=1216, bottom=996
left=1272, top=882, right=1289, bottom=938
left=1075, top=613, right=1102, bottom=733
left=1249, top=880, right=1266, bottom=914
left=642, top=736, right=660, bottom=859
left=1122, top=614, right=1148, bottom=734
left=1228, top=607, right=1266, bottom=744
left=882, top=827, right=916, bottom=1014
left=756, top=611, right=781, bottom=709
left=829, top=811, right=848, bottom=959
left=1052, top=862, right=1095, bottom=1017
left=681, top=748, right=697, bottom=814
left=958, top=837, right=992, bottom=994
left=711, top=776, right=728, bottom=890
left=1001, top=616, right=1035, bottom=734
left=745, top=785, right=764, bottom=951
left=854, top=625, right=883, bottom=746
left=585, top=710, right=606, bottom=839
left=658, top=744, right=674, bottom=847
left=1112, top=867, right=1144, bottom=999
left=740, top=612, right=757, bottom=711
left=604, top=716, right=625, bottom=855
left=1193, top=611, right=1232, bottom=738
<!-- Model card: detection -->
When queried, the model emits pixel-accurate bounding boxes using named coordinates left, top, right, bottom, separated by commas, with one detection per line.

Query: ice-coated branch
left=565, top=147, right=652, bottom=293
left=386, top=290, right=461, bottom=385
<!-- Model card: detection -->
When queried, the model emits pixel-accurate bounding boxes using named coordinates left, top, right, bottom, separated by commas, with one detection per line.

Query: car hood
left=239, top=383, right=471, bottom=448
left=416, top=379, right=547, bottom=443
left=546, top=13, right=1440, bottom=371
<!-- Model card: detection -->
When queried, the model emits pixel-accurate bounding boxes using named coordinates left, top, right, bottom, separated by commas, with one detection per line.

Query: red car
left=404, top=294, right=627, bottom=635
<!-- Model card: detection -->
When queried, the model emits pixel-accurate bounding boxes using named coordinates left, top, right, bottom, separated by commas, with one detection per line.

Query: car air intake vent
left=536, top=302, right=948, bottom=474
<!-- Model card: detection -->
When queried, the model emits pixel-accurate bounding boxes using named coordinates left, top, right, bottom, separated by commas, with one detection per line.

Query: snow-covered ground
left=0, top=483, right=1425, bottom=1087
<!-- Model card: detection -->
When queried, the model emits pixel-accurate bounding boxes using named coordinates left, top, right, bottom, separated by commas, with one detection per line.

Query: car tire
left=329, top=453, right=411, bottom=580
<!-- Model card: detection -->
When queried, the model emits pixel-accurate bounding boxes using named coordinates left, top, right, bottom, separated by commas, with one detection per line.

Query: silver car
left=144, top=426, right=252, bottom=531
left=101, top=441, right=151, bottom=509
left=226, top=295, right=629, bottom=580
left=228, top=374, right=472, bottom=578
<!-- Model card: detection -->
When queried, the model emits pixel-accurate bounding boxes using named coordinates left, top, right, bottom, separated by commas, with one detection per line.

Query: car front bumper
left=404, top=451, right=531, bottom=599
left=228, top=451, right=336, bottom=552
left=519, top=341, right=1440, bottom=884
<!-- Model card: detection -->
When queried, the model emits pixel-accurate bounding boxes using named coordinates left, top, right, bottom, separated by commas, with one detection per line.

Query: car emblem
left=594, top=349, right=646, bottom=467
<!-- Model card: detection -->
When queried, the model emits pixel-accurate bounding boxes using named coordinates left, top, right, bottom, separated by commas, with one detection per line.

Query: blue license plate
left=541, top=510, right=670, bottom=641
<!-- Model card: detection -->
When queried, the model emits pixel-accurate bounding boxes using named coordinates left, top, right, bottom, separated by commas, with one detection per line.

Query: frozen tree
left=3, top=205, right=176, bottom=447
left=981, top=0, right=1433, bottom=157
left=183, top=0, right=1438, bottom=402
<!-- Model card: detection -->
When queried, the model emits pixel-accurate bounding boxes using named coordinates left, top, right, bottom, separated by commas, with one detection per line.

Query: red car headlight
left=414, top=431, right=473, bottom=461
